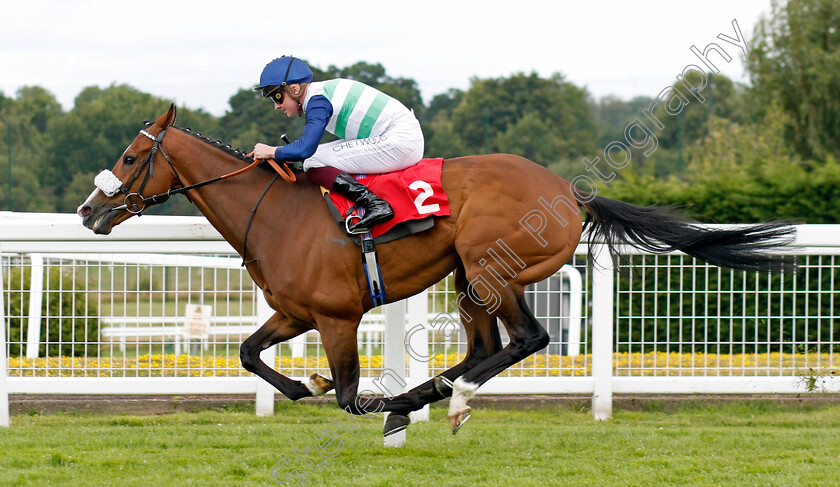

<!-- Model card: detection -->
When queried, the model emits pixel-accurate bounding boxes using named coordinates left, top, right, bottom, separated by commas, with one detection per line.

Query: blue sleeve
left=274, top=95, right=333, bottom=161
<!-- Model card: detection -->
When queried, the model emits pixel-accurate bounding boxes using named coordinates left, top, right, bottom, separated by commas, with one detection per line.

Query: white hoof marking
left=305, top=373, right=333, bottom=396
left=448, top=377, right=478, bottom=417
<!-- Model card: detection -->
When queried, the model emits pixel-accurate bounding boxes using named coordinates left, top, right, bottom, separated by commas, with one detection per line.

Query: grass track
left=1, top=401, right=839, bottom=486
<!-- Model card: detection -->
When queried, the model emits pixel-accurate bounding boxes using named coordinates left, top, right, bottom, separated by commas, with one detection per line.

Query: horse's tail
left=574, top=193, right=797, bottom=273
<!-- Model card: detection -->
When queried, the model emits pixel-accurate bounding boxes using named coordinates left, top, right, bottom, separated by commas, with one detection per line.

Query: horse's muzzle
left=78, top=203, right=120, bottom=235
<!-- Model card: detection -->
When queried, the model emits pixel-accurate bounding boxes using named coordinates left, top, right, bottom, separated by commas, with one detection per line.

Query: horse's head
left=78, top=104, right=182, bottom=234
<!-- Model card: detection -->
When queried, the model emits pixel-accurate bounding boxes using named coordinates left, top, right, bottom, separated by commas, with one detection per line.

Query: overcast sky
left=1, top=0, right=773, bottom=116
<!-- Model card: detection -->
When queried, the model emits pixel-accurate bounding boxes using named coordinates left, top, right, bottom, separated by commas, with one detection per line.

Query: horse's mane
left=170, top=124, right=253, bottom=163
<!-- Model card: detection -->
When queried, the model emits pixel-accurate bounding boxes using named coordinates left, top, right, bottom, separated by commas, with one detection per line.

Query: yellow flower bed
left=7, top=354, right=252, bottom=377
left=6, top=352, right=838, bottom=378
left=612, top=351, right=840, bottom=377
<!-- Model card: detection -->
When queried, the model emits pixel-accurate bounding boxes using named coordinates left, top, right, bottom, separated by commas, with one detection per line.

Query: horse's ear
left=164, top=103, right=177, bottom=126
left=151, top=104, right=177, bottom=130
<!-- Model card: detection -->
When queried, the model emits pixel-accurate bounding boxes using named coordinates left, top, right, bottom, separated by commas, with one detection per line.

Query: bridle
left=106, top=123, right=297, bottom=265
left=109, top=125, right=295, bottom=215
left=109, top=127, right=185, bottom=214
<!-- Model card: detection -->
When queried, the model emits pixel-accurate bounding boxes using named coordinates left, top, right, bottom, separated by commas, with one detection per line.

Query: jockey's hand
left=252, top=143, right=278, bottom=160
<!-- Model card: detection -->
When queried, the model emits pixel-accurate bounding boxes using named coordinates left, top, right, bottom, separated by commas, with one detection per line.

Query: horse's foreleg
left=240, top=312, right=326, bottom=401
left=314, top=318, right=364, bottom=413
left=314, top=314, right=424, bottom=421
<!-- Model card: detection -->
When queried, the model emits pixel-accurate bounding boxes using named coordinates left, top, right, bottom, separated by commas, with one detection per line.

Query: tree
left=494, top=112, right=566, bottom=164
left=422, top=89, right=468, bottom=158
left=0, top=86, right=63, bottom=211
left=591, top=95, right=655, bottom=149
left=644, top=73, right=749, bottom=177
left=0, top=165, right=52, bottom=212
left=450, top=72, right=597, bottom=165
left=45, top=84, right=218, bottom=211
left=422, top=89, right=465, bottom=125
left=7, top=86, right=63, bottom=133
left=747, top=0, right=840, bottom=161
left=603, top=106, right=840, bottom=224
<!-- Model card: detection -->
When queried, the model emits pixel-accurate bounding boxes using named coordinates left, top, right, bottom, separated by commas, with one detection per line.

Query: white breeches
left=302, top=116, right=424, bottom=175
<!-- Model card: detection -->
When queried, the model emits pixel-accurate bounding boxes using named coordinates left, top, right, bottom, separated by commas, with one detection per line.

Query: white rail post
left=562, top=266, right=584, bottom=357
left=288, top=335, right=306, bottom=359
left=25, top=254, right=44, bottom=359
left=406, top=290, right=429, bottom=423
left=1, top=244, right=10, bottom=427
left=255, top=292, right=275, bottom=416
left=383, top=299, right=407, bottom=447
left=591, top=244, right=614, bottom=420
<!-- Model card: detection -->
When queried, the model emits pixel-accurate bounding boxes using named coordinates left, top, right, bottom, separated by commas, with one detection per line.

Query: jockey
left=253, top=56, right=425, bottom=232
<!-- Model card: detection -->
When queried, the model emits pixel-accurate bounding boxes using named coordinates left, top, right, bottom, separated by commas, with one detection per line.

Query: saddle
left=321, top=158, right=450, bottom=245
left=320, top=158, right=450, bottom=307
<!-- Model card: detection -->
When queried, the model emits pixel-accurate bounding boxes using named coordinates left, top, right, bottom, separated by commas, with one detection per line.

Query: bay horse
left=78, top=105, right=795, bottom=435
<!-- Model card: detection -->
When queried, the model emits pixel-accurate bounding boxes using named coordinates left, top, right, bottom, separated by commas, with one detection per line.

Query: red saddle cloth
left=328, top=158, right=450, bottom=238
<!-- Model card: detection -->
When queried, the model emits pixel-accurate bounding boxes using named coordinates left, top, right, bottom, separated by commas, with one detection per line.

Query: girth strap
left=361, top=233, right=387, bottom=307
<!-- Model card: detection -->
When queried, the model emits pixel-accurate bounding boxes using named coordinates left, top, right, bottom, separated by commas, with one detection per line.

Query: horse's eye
left=124, top=155, right=136, bottom=166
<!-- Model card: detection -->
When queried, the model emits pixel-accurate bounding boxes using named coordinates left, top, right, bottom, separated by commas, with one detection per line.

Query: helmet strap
left=281, top=56, right=296, bottom=85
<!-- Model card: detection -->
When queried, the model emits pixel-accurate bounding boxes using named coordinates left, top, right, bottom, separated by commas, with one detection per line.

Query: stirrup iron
left=344, top=213, right=370, bottom=234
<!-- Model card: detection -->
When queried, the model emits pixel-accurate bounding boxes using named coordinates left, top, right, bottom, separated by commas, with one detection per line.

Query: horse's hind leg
left=240, top=312, right=329, bottom=400
left=448, top=288, right=549, bottom=433
left=378, top=265, right=504, bottom=435
left=315, top=265, right=503, bottom=433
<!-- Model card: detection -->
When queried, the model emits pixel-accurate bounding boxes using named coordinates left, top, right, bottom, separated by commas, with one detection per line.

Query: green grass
left=1, top=401, right=839, bottom=486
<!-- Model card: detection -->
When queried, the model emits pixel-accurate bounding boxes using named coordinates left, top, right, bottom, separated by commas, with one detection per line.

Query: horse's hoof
left=306, top=373, right=334, bottom=396
left=433, top=375, right=454, bottom=396
left=448, top=376, right=478, bottom=433
left=383, top=414, right=411, bottom=437
left=449, top=407, right=471, bottom=434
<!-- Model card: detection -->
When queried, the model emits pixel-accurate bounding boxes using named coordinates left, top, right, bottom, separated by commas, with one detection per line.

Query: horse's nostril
left=81, top=206, right=92, bottom=217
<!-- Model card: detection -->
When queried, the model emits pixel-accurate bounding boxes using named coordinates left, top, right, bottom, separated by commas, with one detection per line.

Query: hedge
left=5, top=265, right=100, bottom=357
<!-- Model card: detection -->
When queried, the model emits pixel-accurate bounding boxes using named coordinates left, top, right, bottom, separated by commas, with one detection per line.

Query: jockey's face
left=274, top=85, right=301, bottom=117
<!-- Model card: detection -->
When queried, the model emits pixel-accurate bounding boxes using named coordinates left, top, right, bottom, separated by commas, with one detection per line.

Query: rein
left=107, top=125, right=297, bottom=265
left=109, top=126, right=296, bottom=214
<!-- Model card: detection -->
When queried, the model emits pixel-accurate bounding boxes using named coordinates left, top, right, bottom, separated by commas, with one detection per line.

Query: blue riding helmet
left=255, top=56, right=314, bottom=98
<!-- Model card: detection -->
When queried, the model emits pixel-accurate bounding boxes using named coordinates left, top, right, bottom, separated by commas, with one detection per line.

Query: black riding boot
left=332, top=172, right=394, bottom=233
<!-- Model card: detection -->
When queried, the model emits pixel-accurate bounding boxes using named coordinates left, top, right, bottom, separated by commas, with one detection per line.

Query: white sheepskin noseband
left=94, top=170, right=123, bottom=197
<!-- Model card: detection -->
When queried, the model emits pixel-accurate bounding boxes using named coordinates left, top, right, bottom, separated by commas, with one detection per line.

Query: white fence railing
left=2, top=212, right=839, bottom=426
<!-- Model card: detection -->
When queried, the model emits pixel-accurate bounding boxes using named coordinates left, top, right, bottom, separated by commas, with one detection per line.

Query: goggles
left=261, top=85, right=285, bottom=104
left=268, top=88, right=285, bottom=105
